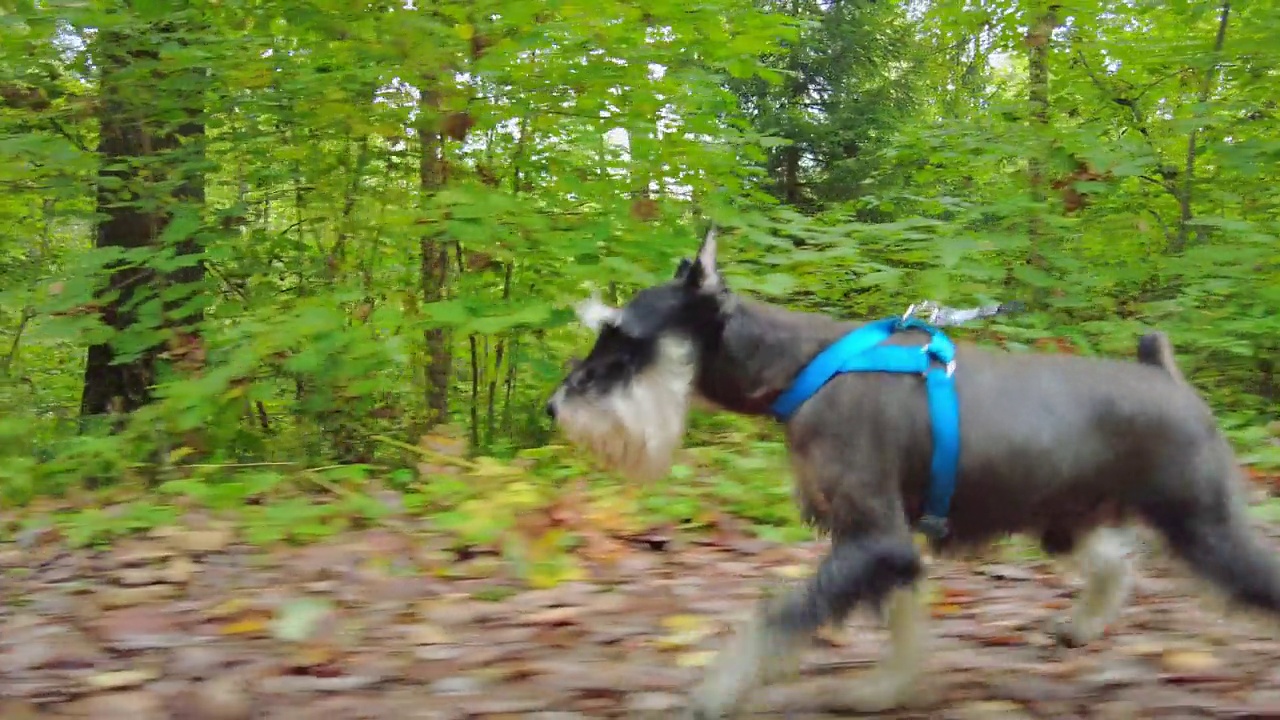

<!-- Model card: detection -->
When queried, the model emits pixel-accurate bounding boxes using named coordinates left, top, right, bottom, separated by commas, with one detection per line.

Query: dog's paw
left=1048, top=615, right=1098, bottom=648
left=684, top=687, right=733, bottom=720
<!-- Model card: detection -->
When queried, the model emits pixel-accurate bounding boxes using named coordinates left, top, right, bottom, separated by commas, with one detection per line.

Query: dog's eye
left=604, top=357, right=628, bottom=377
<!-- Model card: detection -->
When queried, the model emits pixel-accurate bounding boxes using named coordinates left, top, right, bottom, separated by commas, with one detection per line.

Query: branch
left=1, top=307, right=36, bottom=377
left=1074, top=50, right=1160, bottom=141
left=48, top=118, right=91, bottom=153
left=1173, top=0, right=1231, bottom=253
left=1146, top=208, right=1175, bottom=244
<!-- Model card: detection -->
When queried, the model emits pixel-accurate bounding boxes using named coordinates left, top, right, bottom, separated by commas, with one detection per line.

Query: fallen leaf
left=207, top=597, right=256, bottom=619
left=1161, top=649, right=1221, bottom=673
left=85, top=668, right=160, bottom=690
left=181, top=675, right=253, bottom=720
left=289, top=644, right=338, bottom=668
left=770, top=564, right=812, bottom=579
left=65, top=690, right=166, bottom=720
left=271, top=597, right=335, bottom=642
left=676, top=651, right=717, bottom=668
left=931, top=603, right=966, bottom=617
left=953, top=700, right=1034, bottom=720
left=976, top=632, right=1025, bottom=647
left=173, top=527, right=235, bottom=554
left=160, top=556, right=199, bottom=584
left=524, top=606, right=584, bottom=626
left=658, top=615, right=710, bottom=632
left=405, top=623, right=452, bottom=645
left=98, top=584, right=178, bottom=609
left=218, top=617, right=270, bottom=636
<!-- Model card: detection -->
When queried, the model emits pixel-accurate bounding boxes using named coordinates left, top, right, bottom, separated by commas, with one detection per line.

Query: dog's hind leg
left=685, top=536, right=923, bottom=720
left=1050, top=525, right=1139, bottom=647
left=1146, top=496, right=1280, bottom=616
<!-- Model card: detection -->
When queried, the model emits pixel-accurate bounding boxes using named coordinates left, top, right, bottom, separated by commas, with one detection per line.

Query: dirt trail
left=6, top=519, right=1280, bottom=719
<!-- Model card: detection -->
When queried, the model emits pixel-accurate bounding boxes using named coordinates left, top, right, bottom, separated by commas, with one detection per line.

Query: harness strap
left=769, top=317, right=961, bottom=542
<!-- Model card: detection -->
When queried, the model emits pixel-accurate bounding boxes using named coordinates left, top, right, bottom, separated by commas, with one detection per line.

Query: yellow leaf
left=525, top=557, right=585, bottom=589
left=291, top=645, right=336, bottom=667
left=770, top=564, right=812, bottom=579
left=659, top=614, right=709, bottom=632
left=1161, top=649, right=1220, bottom=673
left=654, top=628, right=715, bottom=650
left=931, top=603, right=964, bottom=617
left=455, top=23, right=475, bottom=41
left=85, top=668, right=159, bottom=690
left=219, top=617, right=269, bottom=636
left=654, top=616, right=717, bottom=650
left=676, top=650, right=717, bottom=668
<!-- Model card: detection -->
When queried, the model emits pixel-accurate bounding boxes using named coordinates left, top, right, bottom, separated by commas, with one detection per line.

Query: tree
left=79, top=15, right=209, bottom=428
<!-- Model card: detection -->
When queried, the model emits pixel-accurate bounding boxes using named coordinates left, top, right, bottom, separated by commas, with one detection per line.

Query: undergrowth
left=1, top=401, right=1275, bottom=590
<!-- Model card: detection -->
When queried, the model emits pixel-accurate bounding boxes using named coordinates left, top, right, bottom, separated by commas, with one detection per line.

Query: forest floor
left=6, top=510, right=1280, bottom=720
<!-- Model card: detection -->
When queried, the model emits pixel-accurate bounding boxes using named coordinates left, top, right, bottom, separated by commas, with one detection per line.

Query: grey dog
left=546, top=226, right=1280, bottom=719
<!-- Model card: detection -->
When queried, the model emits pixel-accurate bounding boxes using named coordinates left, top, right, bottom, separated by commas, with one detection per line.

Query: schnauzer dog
left=546, top=226, right=1280, bottom=719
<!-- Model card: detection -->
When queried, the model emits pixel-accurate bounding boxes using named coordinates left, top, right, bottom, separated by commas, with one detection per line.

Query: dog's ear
left=574, top=294, right=620, bottom=332
left=683, top=223, right=721, bottom=293
left=673, top=258, right=693, bottom=280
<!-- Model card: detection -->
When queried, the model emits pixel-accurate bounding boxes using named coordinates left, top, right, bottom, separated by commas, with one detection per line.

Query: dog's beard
left=552, top=336, right=696, bottom=481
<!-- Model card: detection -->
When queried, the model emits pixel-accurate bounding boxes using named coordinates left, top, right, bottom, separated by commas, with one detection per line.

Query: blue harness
left=769, top=316, right=961, bottom=542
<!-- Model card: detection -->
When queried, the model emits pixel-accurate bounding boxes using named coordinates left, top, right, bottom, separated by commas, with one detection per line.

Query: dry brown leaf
left=160, top=556, right=199, bottom=584
left=405, top=623, right=453, bottom=645
left=173, top=527, right=234, bottom=554
left=524, top=606, right=584, bottom=626
left=97, top=584, right=178, bottom=609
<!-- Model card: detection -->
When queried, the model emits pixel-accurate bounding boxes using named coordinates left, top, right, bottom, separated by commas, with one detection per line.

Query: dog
left=546, top=225, right=1280, bottom=719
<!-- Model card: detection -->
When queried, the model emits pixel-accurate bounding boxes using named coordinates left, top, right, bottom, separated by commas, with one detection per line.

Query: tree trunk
left=419, top=86, right=452, bottom=428
left=1024, top=2, right=1058, bottom=274
left=80, top=19, right=207, bottom=426
left=1171, top=1, right=1231, bottom=254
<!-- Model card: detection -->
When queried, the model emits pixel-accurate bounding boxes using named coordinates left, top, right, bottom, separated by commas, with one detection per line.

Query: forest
left=1, top=0, right=1279, bottom=716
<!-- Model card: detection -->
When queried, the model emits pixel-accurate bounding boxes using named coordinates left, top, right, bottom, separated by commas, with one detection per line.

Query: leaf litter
left=7, top=514, right=1280, bottom=718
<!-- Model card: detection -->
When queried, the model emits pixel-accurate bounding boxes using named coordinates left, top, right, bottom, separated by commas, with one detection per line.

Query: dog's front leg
left=823, top=578, right=932, bottom=713
left=686, top=537, right=923, bottom=720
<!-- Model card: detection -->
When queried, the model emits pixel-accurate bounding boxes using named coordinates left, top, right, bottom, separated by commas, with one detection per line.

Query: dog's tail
left=1136, top=330, right=1186, bottom=383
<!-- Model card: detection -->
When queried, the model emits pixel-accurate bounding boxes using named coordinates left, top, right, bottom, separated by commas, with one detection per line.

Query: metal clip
left=905, top=301, right=940, bottom=324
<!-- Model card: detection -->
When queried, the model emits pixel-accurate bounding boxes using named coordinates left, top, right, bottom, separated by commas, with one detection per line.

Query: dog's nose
left=545, top=400, right=557, bottom=420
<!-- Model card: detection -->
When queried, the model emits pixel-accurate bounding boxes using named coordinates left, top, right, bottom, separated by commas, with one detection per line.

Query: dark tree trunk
left=80, top=20, right=207, bottom=427
left=419, top=86, right=452, bottom=428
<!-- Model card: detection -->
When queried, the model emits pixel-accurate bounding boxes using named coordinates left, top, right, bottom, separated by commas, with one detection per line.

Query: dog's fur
left=546, top=228, right=1280, bottom=719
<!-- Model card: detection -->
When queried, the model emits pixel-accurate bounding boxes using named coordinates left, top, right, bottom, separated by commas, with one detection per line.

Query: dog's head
left=546, top=225, right=729, bottom=480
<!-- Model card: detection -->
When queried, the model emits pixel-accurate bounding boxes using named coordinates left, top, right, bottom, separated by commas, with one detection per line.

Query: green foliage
left=0, top=0, right=1277, bottom=566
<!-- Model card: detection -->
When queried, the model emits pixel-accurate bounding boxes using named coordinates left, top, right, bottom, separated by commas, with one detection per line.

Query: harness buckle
left=917, top=514, right=949, bottom=542
left=945, top=360, right=956, bottom=378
